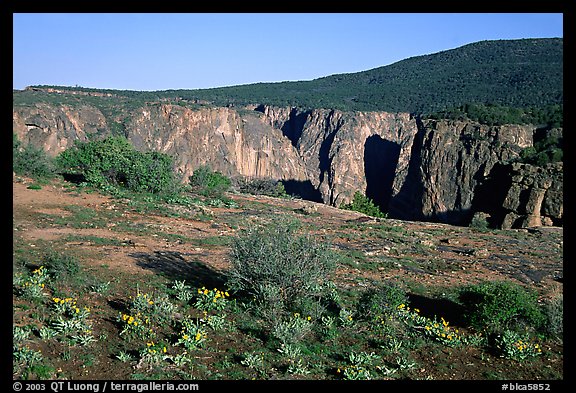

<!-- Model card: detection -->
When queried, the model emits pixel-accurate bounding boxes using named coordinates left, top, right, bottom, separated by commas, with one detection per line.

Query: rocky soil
left=12, top=175, right=563, bottom=381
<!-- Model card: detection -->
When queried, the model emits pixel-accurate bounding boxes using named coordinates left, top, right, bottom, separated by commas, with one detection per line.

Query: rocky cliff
left=12, top=101, right=562, bottom=228
left=472, top=161, right=563, bottom=228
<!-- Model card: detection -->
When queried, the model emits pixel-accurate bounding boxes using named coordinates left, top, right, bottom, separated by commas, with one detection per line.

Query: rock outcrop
left=12, top=103, right=108, bottom=156
left=388, top=119, right=534, bottom=225
left=125, top=104, right=308, bottom=183
left=472, top=162, right=563, bottom=228
left=257, top=105, right=418, bottom=208
left=12, top=101, right=563, bottom=228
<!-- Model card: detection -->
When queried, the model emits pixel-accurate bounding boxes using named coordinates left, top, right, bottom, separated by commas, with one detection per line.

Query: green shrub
left=459, top=281, right=545, bottom=333
left=13, top=134, right=56, bottom=180
left=228, top=219, right=336, bottom=322
left=356, top=282, right=408, bottom=320
left=235, top=178, right=288, bottom=198
left=518, top=135, right=563, bottom=167
left=469, top=214, right=490, bottom=230
left=493, top=330, right=543, bottom=361
left=189, top=165, right=231, bottom=198
left=544, top=295, right=563, bottom=339
left=340, top=191, right=386, bottom=218
left=42, top=250, right=81, bottom=282
left=56, top=136, right=177, bottom=194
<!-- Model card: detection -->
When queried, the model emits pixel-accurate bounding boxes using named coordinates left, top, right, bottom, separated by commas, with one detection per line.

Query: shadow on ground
left=130, top=250, right=228, bottom=289
left=408, top=293, right=467, bottom=326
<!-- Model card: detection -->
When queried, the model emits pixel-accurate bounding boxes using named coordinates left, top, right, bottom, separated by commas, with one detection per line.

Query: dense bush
left=340, top=192, right=386, bottom=218
left=459, top=281, right=545, bottom=334
left=426, top=103, right=563, bottom=128
left=519, top=135, right=563, bottom=167
left=56, top=136, right=178, bottom=194
left=234, top=178, right=288, bottom=198
left=544, top=295, right=563, bottom=339
left=356, top=281, right=408, bottom=320
left=189, top=165, right=231, bottom=199
left=42, top=250, right=81, bottom=282
left=13, top=134, right=56, bottom=180
left=228, top=219, right=337, bottom=322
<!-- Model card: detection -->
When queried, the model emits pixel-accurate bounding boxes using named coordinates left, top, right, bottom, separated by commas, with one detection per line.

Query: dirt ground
left=12, top=176, right=563, bottom=380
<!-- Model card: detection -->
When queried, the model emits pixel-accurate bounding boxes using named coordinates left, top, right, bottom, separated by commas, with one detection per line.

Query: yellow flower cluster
left=423, top=317, right=461, bottom=344
left=52, top=296, right=89, bottom=316
left=395, top=304, right=462, bottom=346
left=135, top=292, right=154, bottom=305
left=180, top=328, right=207, bottom=342
left=53, top=297, right=75, bottom=305
left=198, top=287, right=229, bottom=299
left=19, top=266, right=49, bottom=292
left=32, top=266, right=46, bottom=275
left=120, top=312, right=149, bottom=327
left=336, top=365, right=372, bottom=380
left=195, top=286, right=230, bottom=311
left=146, top=341, right=167, bottom=354
left=177, top=319, right=208, bottom=350
left=514, top=340, right=541, bottom=353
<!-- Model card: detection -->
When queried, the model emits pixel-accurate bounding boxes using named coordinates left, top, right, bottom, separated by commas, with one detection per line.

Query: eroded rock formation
left=12, top=101, right=563, bottom=228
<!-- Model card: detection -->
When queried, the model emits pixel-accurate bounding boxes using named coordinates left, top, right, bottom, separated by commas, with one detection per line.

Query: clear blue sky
left=13, top=13, right=563, bottom=91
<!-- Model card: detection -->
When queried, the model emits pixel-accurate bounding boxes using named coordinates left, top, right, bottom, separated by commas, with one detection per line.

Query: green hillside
left=18, top=38, right=562, bottom=119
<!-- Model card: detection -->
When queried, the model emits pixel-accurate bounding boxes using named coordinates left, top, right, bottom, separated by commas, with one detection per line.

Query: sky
left=12, top=13, right=563, bottom=92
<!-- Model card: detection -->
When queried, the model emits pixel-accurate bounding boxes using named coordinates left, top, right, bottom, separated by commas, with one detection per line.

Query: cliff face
left=12, top=101, right=562, bottom=228
left=388, top=119, right=534, bottom=225
left=125, top=104, right=308, bottom=183
left=472, top=162, right=563, bottom=228
left=258, top=105, right=418, bottom=207
left=12, top=103, right=108, bottom=156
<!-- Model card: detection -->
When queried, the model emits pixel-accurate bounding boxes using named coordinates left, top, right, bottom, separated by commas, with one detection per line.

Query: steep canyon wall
left=13, top=102, right=562, bottom=228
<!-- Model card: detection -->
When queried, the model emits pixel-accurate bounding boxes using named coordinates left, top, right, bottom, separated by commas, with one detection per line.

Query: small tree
left=340, top=191, right=386, bottom=218
left=13, top=134, right=56, bottom=180
left=459, top=281, right=545, bottom=334
left=56, top=136, right=178, bottom=195
left=228, top=219, right=336, bottom=321
left=189, top=165, right=231, bottom=198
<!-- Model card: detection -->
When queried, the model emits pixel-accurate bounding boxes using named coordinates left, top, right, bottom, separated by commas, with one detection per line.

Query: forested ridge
left=16, top=38, right=562, bottom=126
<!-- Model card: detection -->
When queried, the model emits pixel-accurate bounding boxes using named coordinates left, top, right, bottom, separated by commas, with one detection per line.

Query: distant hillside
left=21, top=38, right=562, bottom=116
